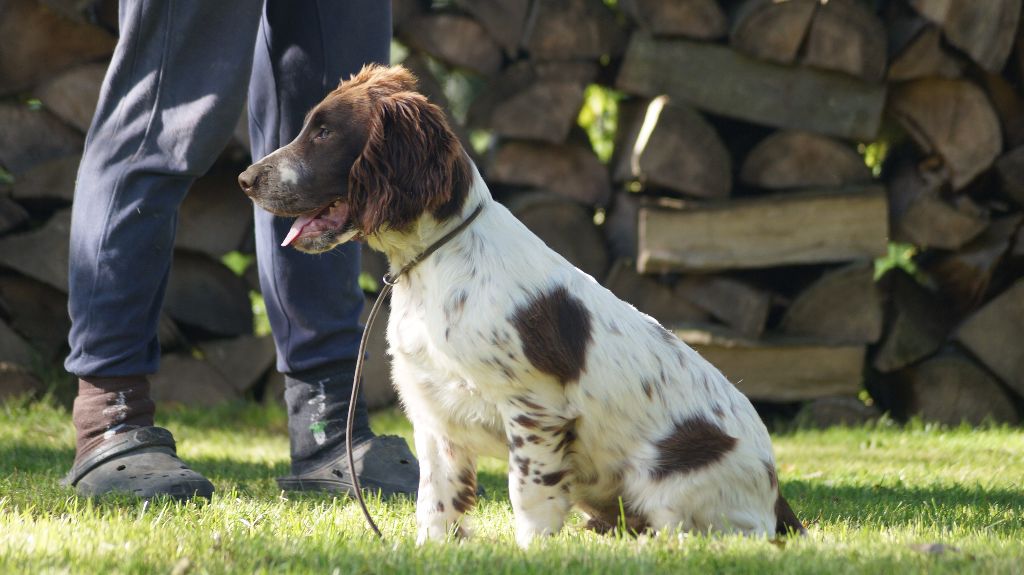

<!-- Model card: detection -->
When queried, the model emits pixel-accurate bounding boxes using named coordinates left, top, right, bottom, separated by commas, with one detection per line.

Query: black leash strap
left=345, top=204, right=484, bottom=539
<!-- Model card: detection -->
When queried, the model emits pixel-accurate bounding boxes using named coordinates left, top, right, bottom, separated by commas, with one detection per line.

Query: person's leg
left=64, top=0, right=263, bottom=497
left=250, top=0, right=416, bottom=493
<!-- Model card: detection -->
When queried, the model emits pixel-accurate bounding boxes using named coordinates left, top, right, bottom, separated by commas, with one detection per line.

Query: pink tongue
left=281, top=213, right=318, bottom=247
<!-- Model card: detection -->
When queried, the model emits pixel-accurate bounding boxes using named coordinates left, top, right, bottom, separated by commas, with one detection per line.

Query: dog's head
left=239, top=64, right=471, bottom=253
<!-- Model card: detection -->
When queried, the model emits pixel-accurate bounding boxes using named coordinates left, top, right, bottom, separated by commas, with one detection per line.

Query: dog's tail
left=774, top=493, right=807, bottom=536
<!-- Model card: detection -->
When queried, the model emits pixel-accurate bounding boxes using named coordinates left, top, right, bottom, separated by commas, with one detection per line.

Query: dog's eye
left=314, top=126, right=330, bottom=140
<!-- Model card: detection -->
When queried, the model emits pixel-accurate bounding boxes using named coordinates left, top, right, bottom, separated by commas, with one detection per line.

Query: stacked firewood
left=2, top=0, right=1023, bottom=426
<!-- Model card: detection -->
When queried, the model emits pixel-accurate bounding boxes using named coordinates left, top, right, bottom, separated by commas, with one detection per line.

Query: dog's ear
left=348, top=90, right=471, bottom=235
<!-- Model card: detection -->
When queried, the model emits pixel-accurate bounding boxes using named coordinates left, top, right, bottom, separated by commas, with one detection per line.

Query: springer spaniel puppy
left=239, top=64, right=805, bottom=547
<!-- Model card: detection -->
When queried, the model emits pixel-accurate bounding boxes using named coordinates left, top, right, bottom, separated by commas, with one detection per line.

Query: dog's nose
left=238, top=165, right=262, bottom=194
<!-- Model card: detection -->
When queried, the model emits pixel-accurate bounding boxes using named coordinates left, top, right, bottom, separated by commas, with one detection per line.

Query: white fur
left=364, top=164, right=782, bottom=548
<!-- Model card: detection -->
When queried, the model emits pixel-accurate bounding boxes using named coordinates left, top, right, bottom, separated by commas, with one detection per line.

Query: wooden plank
left=0, top=0, right=115, bottom=96
left=955, top=278, right=1024, bottom=397
left=36, top=62, right=106, bottom=133
left=729, top=0, right=816, bottom=65
left=888, top=161, right=988, bottom=250
left=637, top=186, right=888, bottom=273
left=890, top=78, right=1002, bottom=190
left=740, top=130, right=872, bottom=190
left=909, top=0, right=1022, bottom=72
left=802, top=0, right=888, bottom=82
left=454, top=0, right=530, bottom=57
left=604, top=260, right=711, bottom=327
left=902, top=350, right=1020, bottom=425
left=399, top=13, right=502, bottom=76
left=620, top=0, right=726, bottom=40
left=780, top=262, right=884, bottom=344
left=873, top=269, right=951, bottom=373
left=616, top=35, right=886, bottom=141
left=674, top=276, right=771, bottom=337
left=674, top=326, right=865, bottom=402
left=612, top=97, right=731, bottom=199
left=488, top=141, right=612, bottom=207
left=521, top=0, right=626, bottom=60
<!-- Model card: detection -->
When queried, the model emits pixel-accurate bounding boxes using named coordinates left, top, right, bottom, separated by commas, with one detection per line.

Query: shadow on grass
left=783, top=479, right=1024, bottom=535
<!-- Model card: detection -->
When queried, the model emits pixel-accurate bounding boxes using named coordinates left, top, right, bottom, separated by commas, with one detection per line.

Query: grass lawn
left=1, top=398, right=1022, bottom=574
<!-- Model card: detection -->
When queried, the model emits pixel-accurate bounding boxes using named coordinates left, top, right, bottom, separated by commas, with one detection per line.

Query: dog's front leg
left=504, top=409, right=574, bottom=548
left=413, top=426, right=477, bottom=545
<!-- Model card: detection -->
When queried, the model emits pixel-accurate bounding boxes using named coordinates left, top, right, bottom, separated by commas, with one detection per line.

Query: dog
left=239, top=64, right=806, bottom=547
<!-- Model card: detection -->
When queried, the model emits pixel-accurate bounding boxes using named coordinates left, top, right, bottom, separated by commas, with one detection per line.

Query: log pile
left=2, top=0, right=1023, bottom=427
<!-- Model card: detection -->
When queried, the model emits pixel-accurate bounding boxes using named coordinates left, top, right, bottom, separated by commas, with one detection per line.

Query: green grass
left=2, top=399, right=1023, bottom=574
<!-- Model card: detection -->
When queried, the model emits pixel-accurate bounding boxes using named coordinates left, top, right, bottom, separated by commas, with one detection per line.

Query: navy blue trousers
left=66, top=0, right=390, bottom=377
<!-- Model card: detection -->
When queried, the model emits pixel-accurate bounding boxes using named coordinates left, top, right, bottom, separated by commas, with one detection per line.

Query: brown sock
left=72, top=376, right=156, bottom=465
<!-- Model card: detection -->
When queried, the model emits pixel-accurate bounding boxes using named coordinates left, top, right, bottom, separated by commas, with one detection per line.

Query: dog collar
left=383, top=203, right=485, bottom=286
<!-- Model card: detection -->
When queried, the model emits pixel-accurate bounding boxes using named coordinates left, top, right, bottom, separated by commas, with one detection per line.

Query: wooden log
left=453, top=0, right=531, bottom=57
left=176, top=168, right=254, bottom=258
left=890, top=79, right=1002, bottom=190
left=674, top=276, right=771, bottom=338
left=0, top=0, right=116, bottom=96
left=616, top=35, right=887, bottom=141
left=604, top=259, right=711, bottom=326
left=36, top=62, right=106, bottom=133
left=922, top=215, right=1022, bottom=312
left=0, top=104, right=84, bottom=175
left=888, top=25, right=965, bottom=81
left=909, top=0, right=1022, bottom=72
left=802, top=0, right=888, bottom=82
left=0, top=197, right=29, bottom=235
left=9, top=153, right=80, bottom=202
left=468, top=61, right=594, bottom=143
left=739, top=130, right=872, bottom=190
left=996, top=146, right=1024, bottom=207
left=0, top=362, right=43, bottom=401
left=0, top=318, right=35, bottom=366
left=521, top=0, right=626, bottom=61
left=504, top=191, right=609, bottom=281
left=637, top=186, right=888, bottom=273
left=0, top=275, right=70, bottom=359
left=611, top=97, right=731, bottom=199
left=729, top=0, right=816, bottom=65
left=488, top=141, right=611, bottom=207
left=873, top=268, right=952, bottom=373
left=603, top=191, right=640, bottom=261
left=673, top=325, right=866, bottom=402
left=901, top=350, right=1020, bottom=425
left=150, top=353, right=240, bottom=406
left=165, top=250, right=253, bottom=337
left=976, top=70, right=1024, bottom=150
left=619, top=0, right=727, bottom=40
left=887, top=161, right=989, bottom=250
left=399, top=54, right=478, bottom=161
left=955, top=278, right=1024, bottom=397
left=392, top=0, right=429, bottom=32
left=199, top=335, right=276, bottom=395
left=780, top=262, right=884, bottom=344
left=0, top=208, right=71, bottom=292
left=399, top=13, right=502, bottom=76
left=798, top=396, right=880, bottom=428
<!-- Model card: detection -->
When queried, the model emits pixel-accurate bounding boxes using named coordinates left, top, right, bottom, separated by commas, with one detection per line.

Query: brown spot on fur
left=764, top=460, right=778, bottom=490
left=513, top=414, right=540, bottom=429
left=510, top=286, right=593, bottom=385
left=443, top=289, right=468, bottom=324
left=514, top=456, right=531, bottom=477
left=651, top=416, right=737, bottom=479
left=513, top=396, right=545, bottom=411
left=526, top=434, right=542, bottom=444
left=436, top=501, right=445, bottom=513
left=641, top=378, right=655, bottom=399
left=712, top=404, right=725, bottom=419
left=510, top=435, right=525, bottom=449
left=540, top=469, right=569, bottom=487
left=451, top=468, right=477, bottom=514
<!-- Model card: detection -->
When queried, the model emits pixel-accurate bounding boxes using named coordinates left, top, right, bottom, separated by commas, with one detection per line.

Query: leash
left=345, top=203, right=484, bottom=539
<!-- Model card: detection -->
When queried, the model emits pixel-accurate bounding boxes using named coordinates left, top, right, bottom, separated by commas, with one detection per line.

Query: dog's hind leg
left=412, top=427, right=477, bottom=545
left=502, top=407, right=575, bottom=548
